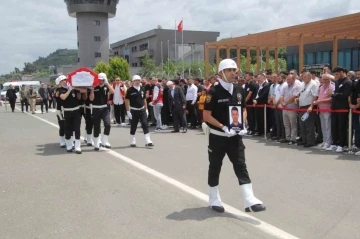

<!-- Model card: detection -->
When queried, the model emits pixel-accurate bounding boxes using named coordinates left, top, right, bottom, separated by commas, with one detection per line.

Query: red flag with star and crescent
left=177, top=20, right=183, bottom=32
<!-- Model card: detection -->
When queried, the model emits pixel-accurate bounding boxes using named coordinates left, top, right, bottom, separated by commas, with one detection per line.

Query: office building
left=110, top=28, right=220, bottom=74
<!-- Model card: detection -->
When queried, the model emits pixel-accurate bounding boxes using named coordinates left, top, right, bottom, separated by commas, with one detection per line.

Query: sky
left=1, top=0, right=359, bottom=75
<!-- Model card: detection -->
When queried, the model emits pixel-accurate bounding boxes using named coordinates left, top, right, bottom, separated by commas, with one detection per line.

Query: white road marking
left=15, top=106, right=299, bottom=239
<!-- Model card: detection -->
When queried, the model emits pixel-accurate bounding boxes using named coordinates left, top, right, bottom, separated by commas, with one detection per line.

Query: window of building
left=77, top=25, right=79, bottom=31
left=94, top=36, right=101, bottom=42
left=131, top=46, right=137, bottom=52
left=77, top=42, right=79, bottom=47
left=95, top=52, right=101, bottom=58
left=286, top=55, right=293, bottom=70
left=78, top=57, right=80, bottom=62
left=292, top=54, right=299, bottom=71
left=338, top=49, right=351, bottom=69
left=322, top=51, right=330, bottom=64
left=140, top=43, right=148, bottom=51
left=305, top=53, right=315, bottom=65
left=352, top=48, right=359, bottom=70
left=93, top=20, right=100, bottom=26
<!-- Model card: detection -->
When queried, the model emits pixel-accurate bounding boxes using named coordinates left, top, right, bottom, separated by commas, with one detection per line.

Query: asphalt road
left=1, top=106, right=360, bottom=239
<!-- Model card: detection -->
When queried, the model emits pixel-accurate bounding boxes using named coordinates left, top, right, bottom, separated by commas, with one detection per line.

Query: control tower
left=64, top=0, right=119, bottom=68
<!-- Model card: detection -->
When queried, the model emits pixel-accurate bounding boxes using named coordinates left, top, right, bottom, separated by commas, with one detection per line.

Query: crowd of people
left=4, top=64, right=360, bottom=157
left=4, top=83, right=57, bottom=114
left=104, top=64, right=360, bottom=155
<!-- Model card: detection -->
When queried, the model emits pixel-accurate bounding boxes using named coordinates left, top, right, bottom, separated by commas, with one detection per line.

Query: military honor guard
left=89, top=72, right=114, bottom=150
left=82, top=88, right=94, bottom=146
left=59, top=77, right=86, bottom=154
left=55, top=75, right=67, bottom=148
left=125, top=75, right=154, bottom=148
left=203, top=59, right=266, bottom=213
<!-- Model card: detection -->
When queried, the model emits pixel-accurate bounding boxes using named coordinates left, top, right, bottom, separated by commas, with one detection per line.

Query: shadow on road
left=244, top=137, right=360, bottom=161
left=166, top=207, right=260, bottom=225
left=35, top=143, right=95, bottom=156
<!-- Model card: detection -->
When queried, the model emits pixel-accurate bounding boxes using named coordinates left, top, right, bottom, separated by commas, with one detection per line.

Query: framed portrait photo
left=228, top=104, right=243, bottom=132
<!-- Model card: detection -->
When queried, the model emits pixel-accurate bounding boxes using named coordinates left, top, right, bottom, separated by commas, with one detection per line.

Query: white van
left=0, top=81, right=41, bottom=103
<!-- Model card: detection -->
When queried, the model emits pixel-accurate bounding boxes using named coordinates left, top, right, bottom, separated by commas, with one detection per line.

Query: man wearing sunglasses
left=203, top=59, right=266, bottom=214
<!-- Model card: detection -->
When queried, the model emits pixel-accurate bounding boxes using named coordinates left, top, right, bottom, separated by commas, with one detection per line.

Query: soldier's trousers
left=56, top=110, right=65, bottom=137
left=80, top=107, right=93, bottom=135
left=92, top=108, right=111, bottom=138
left=208, top=133, right=251, bottom=187
left=64, top=110, right=81, bottom=140
left=130, top=109, right=149, bottom=135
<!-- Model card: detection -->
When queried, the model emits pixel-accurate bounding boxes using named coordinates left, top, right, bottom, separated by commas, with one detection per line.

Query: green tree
left=93, top=61, right=110, bottom=76
left=108, top=57, right=131, bottom=81
left=139, top=54, right=156, bottom=76
left=23, top=62, right=37, bottom=74
left=162, top=59, right=176, bottom=78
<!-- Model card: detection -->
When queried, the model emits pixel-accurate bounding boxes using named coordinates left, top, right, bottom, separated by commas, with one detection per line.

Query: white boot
left=101, top=134, right=111, bottom=148
left=240, top=183, right=265, bottom=212
left=130, top=135, right=136, bottom=147
left=86, top=134, right=93, bottom=146
left=93, top=137, right=100, bottom=151
left=71, top=135, right=75, bottom=148
left=144, top=133, right=154, bottom=147
left=209, top=186, right=224, bottom=212
left=59, top=136, right=66, bottom=148
left=74, top=139, right=82, bottom=154
left=65, top=139, right=73, bottom=152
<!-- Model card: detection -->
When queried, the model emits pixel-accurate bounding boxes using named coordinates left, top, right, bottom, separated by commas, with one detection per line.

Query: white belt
left=92, top=104, right=107, bottom=109
left=63, top=106, right=80, bottom=111
left=56, top=110, right=64, bottom=120
left=80, top=104, right=85, bottom=108
left=85, top=105, right=91, bottom=109
left=130, top=106, right=145, bottom=111
left=209, top=128, right=237, bottom=137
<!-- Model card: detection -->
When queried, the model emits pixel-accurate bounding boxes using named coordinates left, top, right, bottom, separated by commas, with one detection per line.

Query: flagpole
left=167, top=40, right=170, bottom=79
left=181, top=17, right=184, bottom=79
left=161, top=41, right=163, bottom=77
left=175, top=19, right=177, bottom=66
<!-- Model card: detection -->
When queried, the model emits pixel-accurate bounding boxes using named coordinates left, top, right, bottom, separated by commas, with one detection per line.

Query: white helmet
left=132, top=75, right=141, bottom=81
left=55, top=75, right=67, bottom=85
left=218, top=59, right=238, bottom=73
left=98, top=72, right=107, bottom=81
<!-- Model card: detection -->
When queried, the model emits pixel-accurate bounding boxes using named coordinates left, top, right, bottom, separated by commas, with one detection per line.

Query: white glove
left=238, top=128, right=248, bottom=136
left=127, top=111, right=132, bottom=119
left=104, top=77, right=109, bottom=85
left=146, top=109, right=149, bottom=117
left=222, top=126, right=236, bottom=137
left=67, top=84, right=73, bottom=91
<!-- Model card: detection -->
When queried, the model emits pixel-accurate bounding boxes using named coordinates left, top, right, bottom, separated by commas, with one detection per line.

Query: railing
left=246, top=104, right=356, bottom=152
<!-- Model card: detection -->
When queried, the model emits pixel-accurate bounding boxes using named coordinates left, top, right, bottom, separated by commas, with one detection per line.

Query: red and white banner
left=67, top=68, right=99, bottom=87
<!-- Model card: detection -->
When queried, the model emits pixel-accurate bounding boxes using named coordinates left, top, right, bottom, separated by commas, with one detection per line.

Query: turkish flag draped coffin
left=67, top=68, right=100, bottom=87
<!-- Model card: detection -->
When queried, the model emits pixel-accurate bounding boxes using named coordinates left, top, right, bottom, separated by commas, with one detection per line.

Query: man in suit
left=253, top=73, right=270, bottom=136
left=167, top=80, right=187, bottom=133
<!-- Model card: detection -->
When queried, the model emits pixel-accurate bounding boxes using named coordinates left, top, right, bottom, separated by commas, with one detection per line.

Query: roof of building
left=207, top=12, right=360, bottom=49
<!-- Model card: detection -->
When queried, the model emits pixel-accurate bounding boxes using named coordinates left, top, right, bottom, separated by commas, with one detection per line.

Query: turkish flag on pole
left=177, top=20, right=183, bottom=32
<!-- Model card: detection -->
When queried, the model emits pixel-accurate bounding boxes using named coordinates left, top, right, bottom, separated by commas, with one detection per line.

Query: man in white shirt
left=273, top=74, right=287, bottom=141
left=112, top=77, right=127, bottom=126
left=185, top=77, right=198, bottom=129
left=296, top=71, right=319, bottom=147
